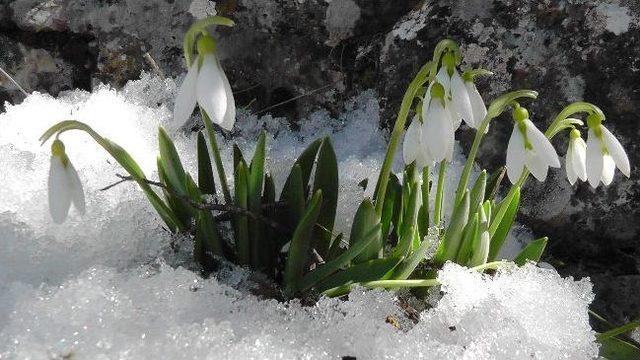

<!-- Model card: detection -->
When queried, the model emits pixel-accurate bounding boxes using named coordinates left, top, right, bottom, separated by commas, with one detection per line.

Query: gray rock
left=0, top=0, right=638, bottom=324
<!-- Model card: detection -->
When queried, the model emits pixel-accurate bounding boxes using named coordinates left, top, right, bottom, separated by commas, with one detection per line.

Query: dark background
left=1, top=0, right=638, bottom=324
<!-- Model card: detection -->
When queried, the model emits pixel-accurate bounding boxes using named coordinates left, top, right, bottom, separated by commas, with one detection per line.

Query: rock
left=0, top=0, right=638, bottom=323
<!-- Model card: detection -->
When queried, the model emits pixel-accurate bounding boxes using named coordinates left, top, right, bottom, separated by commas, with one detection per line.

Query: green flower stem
left=433, top=161, right=447, bottom=226
left=373, top=61, right=432, bottom=216
left=453, top=90, right=538, bottom=206
left=200, top=109, right=233, bottom=205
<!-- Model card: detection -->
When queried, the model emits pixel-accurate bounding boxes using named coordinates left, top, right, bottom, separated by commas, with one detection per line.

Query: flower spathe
left=565, top=129, right=587, bottom=185
left=585, top=118, right=630, bottom=188
left=174, top=35, right=236, bottom=131
left=403, top=115, right=433, bottom=169
left=48, top=140, right=85, bottom=224
left=506, top=106, right=560, bottom=184
left=421, top=82, right=454, bottom=163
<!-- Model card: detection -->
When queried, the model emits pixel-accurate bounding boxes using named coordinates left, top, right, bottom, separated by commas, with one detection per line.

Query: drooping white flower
left=421, top=82, right=455, bottom=163
left=174, top=35, right=236, bottom=131
left=48, top=140, right=85, bottom=224
left=464, top=78, right=487, bottom=129
left=565, top=129, right=587, bottom=185
left=436, top=66, right=473, bottom=130
left=506, top=107, right=560, bottom=183
left=403, top=115, right=434, bottom=169
left=585, top=121, right=630, bottom=188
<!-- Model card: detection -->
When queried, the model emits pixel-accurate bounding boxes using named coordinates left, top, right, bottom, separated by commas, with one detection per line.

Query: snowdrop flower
left=421, top=82, right=455, bottom=163
left=435, top=53, right=474, bottom=129
left=585, top=115, right=630, bottom=188
left=403, top=115, right=433, bottom=168
left=565, top=128, right=587, bottom=185
left=506, top=105, right=560, bottom=183
left=174, top=35, right=236, bottom=131
left=464, top=76, right=487, bottom=128
left=48, top=140, right=85, bottom=224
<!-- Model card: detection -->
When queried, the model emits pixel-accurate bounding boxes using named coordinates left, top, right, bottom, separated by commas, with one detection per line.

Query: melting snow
left=0, top=74, right=597, bottom=359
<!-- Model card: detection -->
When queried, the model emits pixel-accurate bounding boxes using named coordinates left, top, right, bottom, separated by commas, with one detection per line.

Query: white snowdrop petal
left=566, top=146, right=578, bottom=185
left=600, top=125, right=630, bottom=177
left=173, top=62, right=199, bottom=125
left=506, top=127, right=525, bottom=184
left=448, top=102, right=462, bottom=130
left=424, top=100, right=453, bottom=163
left=450, top=71, right=474, bottom=128
left=66, top=162, right=86, bottom=215
left=403, top=119, right=420, bottom=165
left=525, top=119, right=560, bottom=168
left=526, top=149, right=549, bottom=181
left=436, top=67, right=451, bottom=92
left=48, top=157, right=72, bottom=224
left=217, top=58, right=237, bottom=131
left=586, top=129, right=603, bottom=188
left=196, top=54, right=228, bottom=124
left=465, top=81, right=487, bottom=129
left=601, top=154, right=616, bottom=186
left=571, top=138, right=588, bottom=181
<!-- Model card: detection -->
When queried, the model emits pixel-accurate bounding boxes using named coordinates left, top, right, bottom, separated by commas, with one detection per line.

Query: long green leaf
left=434, top=191, right=470, bottom=263
left=284, top=190, right=323, bottom=296
left=158, top=127, right=187, bottom=195
left=488, top=187, right=521, bottom=261
left=311, top=137, right=338, bottom=257
left=234, top=161, right=250, bottom=265
left=455, top=212, right=479, bottom=265
left=391, top=230, right=432, bottom=280
left=295, top=138, right=322, bottom=196
left=279, top=164, right=306, bottom=238
left=300, top=224, right=382, bottom=291
left=318, top=256, right=403, bottom=295
left=514, top=237, right=548, bottom=265
left=197, top=132, right=216, bottom=196
left=350, top=199, right=382, bottom=263
left=248, top=132, right=266, bottom=268
left=381, top=173, right=400, bottom=240
left=469, top=170, right=487, bottom=216
left=598, top=336, right=640, bottom=360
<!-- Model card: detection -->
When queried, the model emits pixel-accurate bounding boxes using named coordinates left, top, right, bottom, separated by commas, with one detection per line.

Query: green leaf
left=296, top=138, right=323, bottom=196
left=326, top=233, right=345, bottom=260
left=391, top=229, right=433, bottom=280
left=455, top=212, right=479, bottom=265
left=598, top=336, right=640, bottom=360
left=284, top=190, right=323, bottom=296
left=279, top=164, right=306, bottom=237
left=300, top=224, right=382, bottom=291
left=318, top=256, right=403, bottom=295
left=311, top=137, right=339, bottom=257
left=157, top=158, right=193, bottom=226
left=514, top=237, right=548, bottom=266
left=418, top=166, right=431, bottom=238
left=197, top=132, right=216, bottom=196
left=469, top=170, right=487, bottom=216
left=234, top=161, right=250, bottom=265
left=350, top=199, right=382, bottom=263
left=233, top=144, right=246, bottom=169
left=434, top=190, right=470, bottom=263
left=158, top=127, right=188, bottom=195
left=381, top=173, right=401, bottom=240
left=468, top=209, right=490, bottom=267
left=248, top=131, right=266, bottom=269
left=485, top=166, right=506, bottom=201
left=194, top=210, right=224, bottom=269
left=488, top=187, right=520, bottom=261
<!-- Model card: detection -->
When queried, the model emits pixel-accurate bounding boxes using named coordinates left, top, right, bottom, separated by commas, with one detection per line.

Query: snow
left=0, top=74, right=597, bottom=359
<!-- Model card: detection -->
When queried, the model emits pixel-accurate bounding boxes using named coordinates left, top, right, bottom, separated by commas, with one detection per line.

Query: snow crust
left=0, top=74, right=597, bottom=359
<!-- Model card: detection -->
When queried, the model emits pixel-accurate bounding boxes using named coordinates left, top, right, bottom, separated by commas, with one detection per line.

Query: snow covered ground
left=0, top=75, right=597, bottom=359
